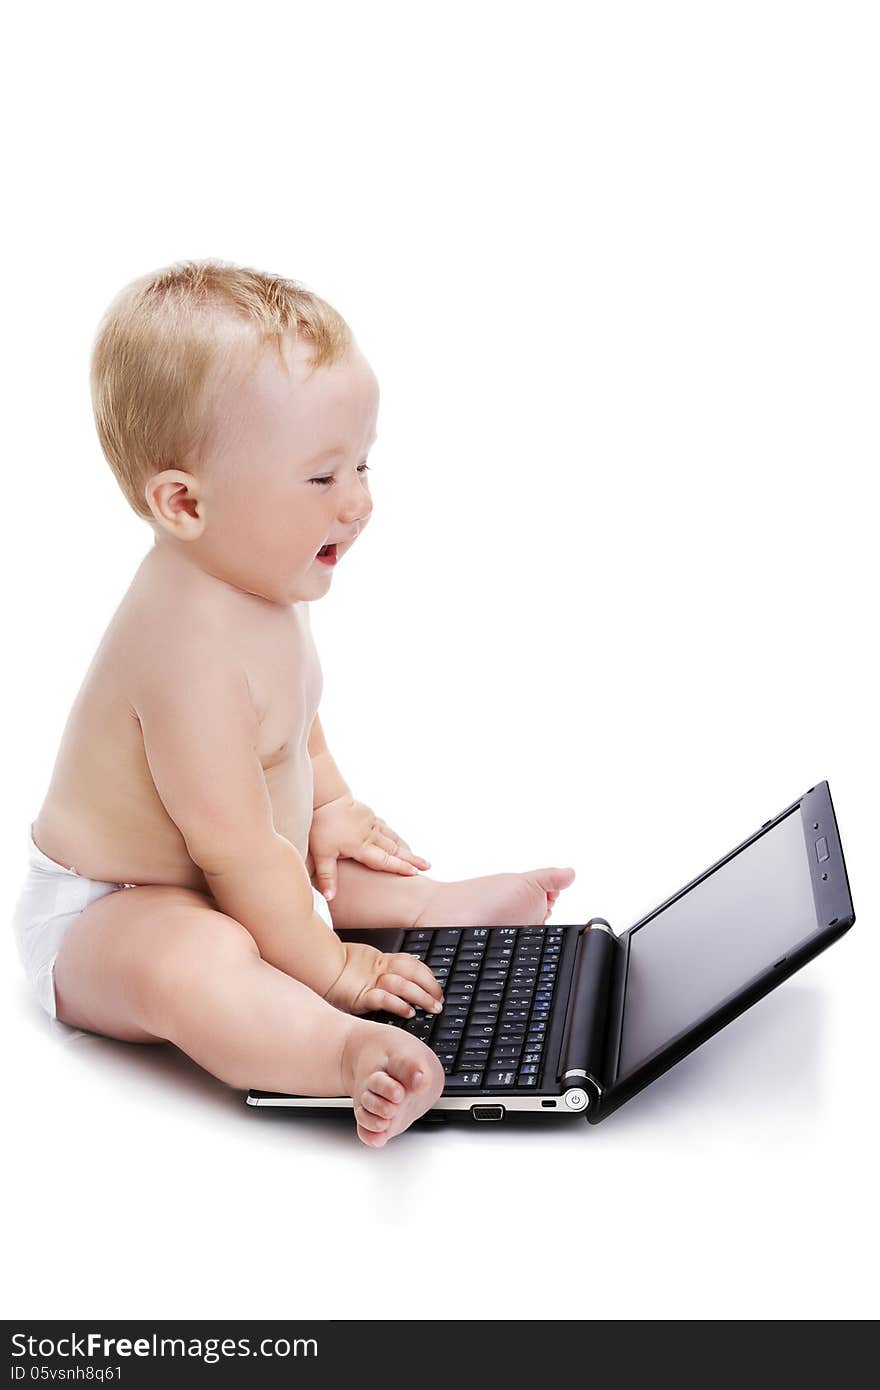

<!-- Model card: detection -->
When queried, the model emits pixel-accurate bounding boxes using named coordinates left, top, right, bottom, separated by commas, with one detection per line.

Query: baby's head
left=91, top=259, right=379, bottom=605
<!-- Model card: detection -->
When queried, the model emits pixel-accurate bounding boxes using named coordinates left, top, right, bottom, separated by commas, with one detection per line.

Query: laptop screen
left=616, top=807, right=818, bottom=1081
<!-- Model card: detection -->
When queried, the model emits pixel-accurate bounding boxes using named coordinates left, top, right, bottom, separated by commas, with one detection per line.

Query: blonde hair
left=90, top=259, right=352, bottom=520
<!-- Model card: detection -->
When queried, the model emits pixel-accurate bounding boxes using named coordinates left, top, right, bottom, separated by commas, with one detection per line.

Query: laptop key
left=490, top=1054, right=523, bottom=1071
left=434, top=1032, right=464, bottom=1048
left=444, top=1073, right=484, bottom=1088
left=486, top=1071, right=517, bottom=1087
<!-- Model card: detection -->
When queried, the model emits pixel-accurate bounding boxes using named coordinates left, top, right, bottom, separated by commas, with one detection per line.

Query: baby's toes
left=361, top=1085, right=397, bottom=1123
left=354, top=1072, right=406, bottom=1146
left=356, top=1115, right=390, bottom=1147
left=367, top=1068, right=407, bottom=1105
left=384, top=1055, right=428, bottom=1095
left=354, top=1100, right=392, bottom=1146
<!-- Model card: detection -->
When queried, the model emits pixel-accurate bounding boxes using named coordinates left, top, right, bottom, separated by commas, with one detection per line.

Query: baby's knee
left=143, top=908, right=260, bottom=1028
left=158, top=909, right=260, bottom=982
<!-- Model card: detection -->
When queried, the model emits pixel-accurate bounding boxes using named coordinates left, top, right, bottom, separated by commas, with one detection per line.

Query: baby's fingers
left=386, top=952, right=444, bottom=1005
left=359, top=987, right=420, bottom=1020
left=378, top=973, right=445, bottom=1015
left=373, top=821, right=431, bottom=872
left=357, top=842, right=420, bottom=876
left=380, top=839, right=431, bottom=872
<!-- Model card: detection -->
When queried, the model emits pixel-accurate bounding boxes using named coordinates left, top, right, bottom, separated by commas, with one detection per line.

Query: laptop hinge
left=558, top=919, right=619, bottom=1098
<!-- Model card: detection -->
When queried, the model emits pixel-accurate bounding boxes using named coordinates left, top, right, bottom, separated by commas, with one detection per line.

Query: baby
left=12, top=260, right=575, bottom=1146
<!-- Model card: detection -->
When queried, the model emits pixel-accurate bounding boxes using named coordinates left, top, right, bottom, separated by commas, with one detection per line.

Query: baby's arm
left=307, top=711, right=349, bottom=809
left=132, top=640, right=441, bottom=1017
left=307, top=713, right=430, bottom=899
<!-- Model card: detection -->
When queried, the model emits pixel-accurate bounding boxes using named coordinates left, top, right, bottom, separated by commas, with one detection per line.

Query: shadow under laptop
left=593, top=984, right=826, bottom=1138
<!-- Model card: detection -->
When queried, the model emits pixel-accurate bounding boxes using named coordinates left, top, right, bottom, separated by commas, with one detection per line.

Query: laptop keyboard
left=378, top=925, right=565, bottom=1089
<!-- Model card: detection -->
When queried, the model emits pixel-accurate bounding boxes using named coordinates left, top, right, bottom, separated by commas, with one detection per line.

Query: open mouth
left=316, top=543, right=338, bottom=565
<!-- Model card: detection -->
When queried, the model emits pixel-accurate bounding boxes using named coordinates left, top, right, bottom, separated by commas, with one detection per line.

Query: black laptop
left=247, top=780, right=854, bottom=1124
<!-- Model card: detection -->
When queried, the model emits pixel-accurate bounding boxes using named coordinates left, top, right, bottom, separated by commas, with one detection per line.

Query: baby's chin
left=277, top=555, right=338, bottom=606
left=200, top=544, right=340, bottom=607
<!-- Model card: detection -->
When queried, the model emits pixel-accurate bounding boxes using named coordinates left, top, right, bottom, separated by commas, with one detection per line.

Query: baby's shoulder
left=117, top=563, right=314, bottom=703
left=112, top=563, right=246, bottom=690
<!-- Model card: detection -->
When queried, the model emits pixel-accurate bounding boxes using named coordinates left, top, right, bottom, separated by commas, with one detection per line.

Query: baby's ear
left=144, top=470, right=206, bottom=540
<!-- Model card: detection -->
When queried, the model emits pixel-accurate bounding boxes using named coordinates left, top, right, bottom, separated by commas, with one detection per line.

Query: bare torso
left=32, top=545, right=322, bottom=891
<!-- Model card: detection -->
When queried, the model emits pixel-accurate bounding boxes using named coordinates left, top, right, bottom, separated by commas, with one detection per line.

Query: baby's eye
left=309, top=463, right=371, bottom=487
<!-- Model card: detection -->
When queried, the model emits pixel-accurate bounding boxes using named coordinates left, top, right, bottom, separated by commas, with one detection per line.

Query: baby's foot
left=341, top=1020, right=445, bottom=1148
left=414, top=866, right=576, bottom=929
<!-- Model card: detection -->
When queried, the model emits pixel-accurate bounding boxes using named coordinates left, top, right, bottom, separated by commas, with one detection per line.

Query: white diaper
left=11, top=826, right=335, bottom=1027
left=311, top=885, right=335, bottom=928
left=10, top=826, right=137, bottom=1027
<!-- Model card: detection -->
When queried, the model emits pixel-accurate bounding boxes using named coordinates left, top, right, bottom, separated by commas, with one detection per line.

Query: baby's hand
left=325, top=941, right=444, bottom=1019
left=309, top=795, right=430, bottom=902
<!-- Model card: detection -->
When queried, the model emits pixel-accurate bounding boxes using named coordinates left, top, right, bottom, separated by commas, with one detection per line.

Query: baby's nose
left=340, top=493, right=372, bottom=526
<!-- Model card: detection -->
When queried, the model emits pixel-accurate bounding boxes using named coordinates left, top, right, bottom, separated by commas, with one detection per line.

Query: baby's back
left=32, top=546, right=322, bottom=889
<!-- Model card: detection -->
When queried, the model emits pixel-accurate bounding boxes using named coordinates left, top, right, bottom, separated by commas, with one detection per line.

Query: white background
left=2, top=0, right=877, bottom=1322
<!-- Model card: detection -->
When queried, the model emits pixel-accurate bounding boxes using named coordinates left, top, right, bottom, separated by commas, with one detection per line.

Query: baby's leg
left=54, top=885, right=444, bottom=1145
left=330, top=857, right=576, bottom=931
